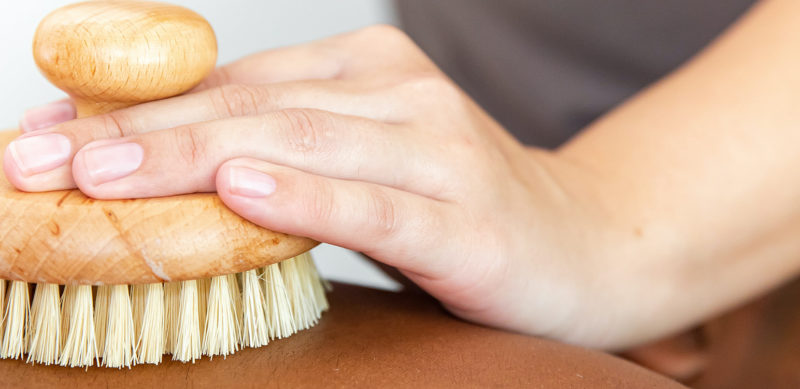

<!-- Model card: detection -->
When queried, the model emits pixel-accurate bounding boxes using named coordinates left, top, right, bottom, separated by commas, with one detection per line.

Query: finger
left=113, top=80, right=402, bottom=131
left=19, top=99, right=75, bottom=133
left=69, top=109, right=448, bottom=200
left=622, top=329, right=709, bottom=381
left=215, top=157, right=459, bottom=277
left=192, top=44, right=344, bottom=91
left=3, top=81, right=401, bottom=192
left=193, top=25, right=432, bottom=91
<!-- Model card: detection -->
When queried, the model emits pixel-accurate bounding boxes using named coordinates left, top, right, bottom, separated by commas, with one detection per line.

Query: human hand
left=6, top=26, right=638, bottom=349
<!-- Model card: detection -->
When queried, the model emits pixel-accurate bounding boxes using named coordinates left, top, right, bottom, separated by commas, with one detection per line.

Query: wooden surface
left=0, top=128, right=317, bottom=284
left=34, top=0, right=218, bottom=117
left=0, top=283, right=683, bottom=388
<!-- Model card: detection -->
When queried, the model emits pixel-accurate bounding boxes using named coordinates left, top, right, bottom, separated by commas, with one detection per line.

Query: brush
left=0, top=0, right=328, bottom=368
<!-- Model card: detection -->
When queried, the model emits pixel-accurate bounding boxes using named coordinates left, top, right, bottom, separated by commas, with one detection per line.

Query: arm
left=7, top=0, right=799, bottom=350
left=550, top=0, right=800, bottom=347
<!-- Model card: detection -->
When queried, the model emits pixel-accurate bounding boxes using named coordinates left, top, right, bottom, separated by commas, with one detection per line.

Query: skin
left=5, top=0, right=800, bottom=363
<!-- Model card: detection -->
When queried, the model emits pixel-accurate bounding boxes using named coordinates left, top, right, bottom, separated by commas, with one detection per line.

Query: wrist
left=520, top=147, right=676, bottom=349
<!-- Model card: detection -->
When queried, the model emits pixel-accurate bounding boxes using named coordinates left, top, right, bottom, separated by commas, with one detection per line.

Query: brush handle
left=0, top=1, right=317, bottom=284
left=34, top=0, right=217, bottom=117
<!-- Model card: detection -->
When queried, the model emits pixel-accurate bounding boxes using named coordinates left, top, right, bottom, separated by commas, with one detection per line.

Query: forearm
left=554, top=0, right=800, bottom=345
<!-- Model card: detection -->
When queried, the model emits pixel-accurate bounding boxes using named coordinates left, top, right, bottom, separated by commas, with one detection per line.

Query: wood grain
left=0, top=129, right=317, bottom=284
left=0, top=1, right=318, bottom=284
left=33, top=0, right=218, bottom=117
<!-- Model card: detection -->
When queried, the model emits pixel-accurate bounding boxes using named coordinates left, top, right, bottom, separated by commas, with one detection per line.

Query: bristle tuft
left=241, top=269, right=268, bottom=348
left=263, top=264, right=296, bottom=339
left=94, top=285, right=111, bottom=358
left=136, top=283, right=164, bottom=364
left=298, top=252, right=329, bottom=316
left=173, top=280, right=200, bottom=363
left=59, top=285, right=97, bottom=367
left=163, top=281, right=181, bottom=355
left=226, top=274, right=243, bottom=344
left=27, top=283, right=60, bottom=365
left=281, top=256, right=318, bottom=331
left=130, top=284, right=146, bottom=344
left=202, top=276, right=239, bottom=358
left=197, top=278, right=210, bottom=337
left=1, top=281, right=30, bottom=359
left=102, top=285, right=136, bottom=368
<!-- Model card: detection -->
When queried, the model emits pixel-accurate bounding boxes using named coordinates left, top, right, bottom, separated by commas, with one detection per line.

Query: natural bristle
left=137, top=283, right=164, bottom=364
left=27, top=283, right=61, bottom=365
left=59, top=285, right=97, bottom=367
left=94, top=285, right=111, bottom=358
left=0, top=253, right=327, bottom=368
left=1, top=281, right=29, bottom=360
left=163, top=281, right=180, bottom=355
left=241, top=270, right=268, bottom=348
left=103, top=285, right=135, bottom=368
left=174, top=280, right=201, bottom=363
left=202, top=276, right=239, bottom=358
left=263, top=264, right=296, bottom=339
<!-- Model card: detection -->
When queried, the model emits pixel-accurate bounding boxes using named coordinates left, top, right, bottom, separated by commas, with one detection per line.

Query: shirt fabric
left=396, top=0, right=755, bottom=149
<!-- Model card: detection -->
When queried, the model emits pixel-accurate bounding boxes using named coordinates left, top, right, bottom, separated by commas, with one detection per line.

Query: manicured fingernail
left=7, top=133, right=72, bottom=176
left=228, top=166, right=276, bottom=197
left=82, top=142, right=143, bottom=185
left=19, top=100, right=75, bottom=132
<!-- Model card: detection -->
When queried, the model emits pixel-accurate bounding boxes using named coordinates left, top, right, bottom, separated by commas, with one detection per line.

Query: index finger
left=194, top=24, right=432, bottom=91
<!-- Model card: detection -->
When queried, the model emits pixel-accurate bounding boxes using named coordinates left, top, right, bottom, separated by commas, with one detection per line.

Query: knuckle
left=209, top=84, right=265, bottom=118
left=306, top=180, right=336, bottom=223
left=430, top=132, right=491, bottom=190
left=339, top=24, right=413, bottom=51
left=173, top=125, right=206, bottom=166
left=101, top=110, right=135, bottom=138
left=413, top=74, right=461, bottom=101
left=365, top=188, right=399, bottom=238
left=450, top=137, right=487, bottom=174
left=361, top=24, right=407, bottom=41
left=392, top=73, right=464, bottom=110
left=275, top=109, right=335, bottom=156
left=198, top=66, right=233, bottom=90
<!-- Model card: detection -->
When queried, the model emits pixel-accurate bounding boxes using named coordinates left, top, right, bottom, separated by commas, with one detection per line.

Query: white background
left=0, top=0, right=402, bottom=291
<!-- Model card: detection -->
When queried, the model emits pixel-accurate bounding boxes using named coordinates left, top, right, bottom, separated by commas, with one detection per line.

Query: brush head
left=0, top=1, right=318, bottom=284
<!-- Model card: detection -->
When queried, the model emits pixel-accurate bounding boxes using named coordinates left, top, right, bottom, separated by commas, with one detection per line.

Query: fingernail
left=82, top=142, right=144, bottom=185
left=228, top=166, right=276, bottom=197
left=19, top=100, right=75, bottom=132
left=7, top=133, right=72, bottom=176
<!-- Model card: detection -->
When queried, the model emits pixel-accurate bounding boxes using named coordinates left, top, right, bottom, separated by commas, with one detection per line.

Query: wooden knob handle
left=0, top=1, right=317, bottom=284
left=33, top=0, right=217, bottom=117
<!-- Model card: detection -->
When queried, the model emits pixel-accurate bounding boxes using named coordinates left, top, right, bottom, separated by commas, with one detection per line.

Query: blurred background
left=0, top=0, right=402, bottom=291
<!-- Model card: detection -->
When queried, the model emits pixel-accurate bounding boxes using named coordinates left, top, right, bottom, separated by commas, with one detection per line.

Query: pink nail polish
left=7, top=133, right=72, bottom=176
left=19, top=100, right=76, bottom=132
left=82, top=142, right=144, bottom=185
left=228, top=166, right=276, bottom=197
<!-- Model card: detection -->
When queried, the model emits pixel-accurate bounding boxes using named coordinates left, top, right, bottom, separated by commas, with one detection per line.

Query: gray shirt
left=397, top=0, right=755, bottom=148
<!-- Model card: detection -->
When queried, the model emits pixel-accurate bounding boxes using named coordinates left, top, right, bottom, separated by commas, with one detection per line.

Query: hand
left=6, top=25, right=651, bottom=349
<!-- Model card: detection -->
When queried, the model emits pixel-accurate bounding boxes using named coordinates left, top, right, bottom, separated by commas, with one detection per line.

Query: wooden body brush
left=0, top=0, right=327, bottom=368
